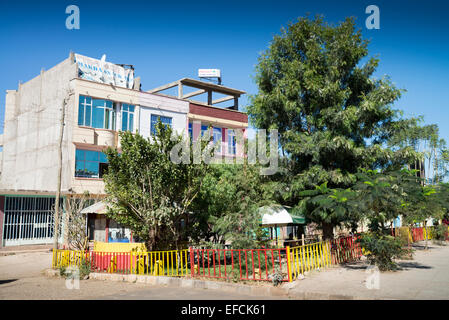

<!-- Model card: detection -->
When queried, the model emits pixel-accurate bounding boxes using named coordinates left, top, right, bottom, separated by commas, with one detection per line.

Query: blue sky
left=0, top=0, right=448, bottom=145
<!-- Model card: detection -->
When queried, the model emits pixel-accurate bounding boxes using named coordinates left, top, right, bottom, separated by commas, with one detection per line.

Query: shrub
left=78, top=258, right=92, bottom=279
left=396, top=227, right=411, bottom=246
left=271, top=271, right=284, bottom=287
left=59, top=259, right=91, bottom=280
left=358, top=233, right=405, bottom=271
left=432, top=224, right=448, bottom=244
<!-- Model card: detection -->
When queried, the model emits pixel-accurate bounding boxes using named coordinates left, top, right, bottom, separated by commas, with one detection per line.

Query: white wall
left=138, top=92, right=188, bottom=139
left=0, top=56, right=77, bottom=193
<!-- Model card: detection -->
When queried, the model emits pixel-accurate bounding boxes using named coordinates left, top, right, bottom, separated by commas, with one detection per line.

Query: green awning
left=286, top=206, right=306, bottom=224
left=259, top=204, right=306, bottom=226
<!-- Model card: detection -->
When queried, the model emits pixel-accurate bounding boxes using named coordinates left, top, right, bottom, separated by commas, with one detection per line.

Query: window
left=121, top=104, right=135, bottom=132
left=213, top=127, right=222, bottom=143
left=201, top=125, right=210, bottom=139
left=78, top=96, right=92, bottom=127
left=75, top=149, right=108, bottom=178
left=78, top=95, right=115, bottom=130
left=228, top=129, right=236, bottom=155
left=150, top=114, right=172, bottom=135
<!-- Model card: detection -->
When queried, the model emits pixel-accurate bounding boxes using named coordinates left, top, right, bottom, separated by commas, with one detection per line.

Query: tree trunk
left=147, top=227, right=157, bottom=251
left=322, top=222, right=334, bottom=240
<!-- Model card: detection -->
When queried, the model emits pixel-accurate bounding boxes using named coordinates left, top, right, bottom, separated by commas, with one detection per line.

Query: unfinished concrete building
left=0, top=52, right=248, bottom=247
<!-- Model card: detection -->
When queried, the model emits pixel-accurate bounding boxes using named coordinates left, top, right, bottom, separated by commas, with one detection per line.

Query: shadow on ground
left=0, top=279, right=18, bottom=285
left=340, top=259, right=432, bottom=271
left=397, top=262, right=432, bottom=270
left=341, top=261, right=368, bottom=270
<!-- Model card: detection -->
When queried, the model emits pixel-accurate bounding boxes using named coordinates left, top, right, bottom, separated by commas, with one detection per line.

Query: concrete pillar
left=177, top=81, right=183, bottom=99
left=192, top=120, right=201, bottom=141
left=105, top=218, right=109, bottom=243
left=233, top=96, right=239, bottom=110
left=207, top=91, right=212, bottom=105
left=236, top=128, right=246, bottom=157
left=222, top=128, right=227, bottom=155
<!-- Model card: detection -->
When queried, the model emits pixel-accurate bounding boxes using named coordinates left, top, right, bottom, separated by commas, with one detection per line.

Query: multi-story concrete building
left=0, top=52, right=248, bottom=247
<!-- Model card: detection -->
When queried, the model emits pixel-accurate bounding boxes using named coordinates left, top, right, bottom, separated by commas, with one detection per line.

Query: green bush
left=78, top=258, right=91, bottom=278
left=432, top=224, right=448, bottom=243
left=358, top=233, right=405, bottom=271
left=59, top=259, right=91, bottom=280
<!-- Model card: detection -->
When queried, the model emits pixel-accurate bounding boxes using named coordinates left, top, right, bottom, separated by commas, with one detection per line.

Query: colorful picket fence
left=53, top=236, right=363, bottom=283
left=189, top=247, right=291, bottom=282
left=288, top=236, right=363, bottom=281
left=52, top=249, right=190, bottom=276
left=393, top=226, right=434, bottom=243
left=54, top=227, right=441, bottom=283
left=289, top=241, right=330, bottom=280
left=52, top=249, right=89, bottom=268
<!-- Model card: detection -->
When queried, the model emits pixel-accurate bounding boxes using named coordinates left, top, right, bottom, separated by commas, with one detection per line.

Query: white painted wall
left=138, top=92, right=188, bottom=139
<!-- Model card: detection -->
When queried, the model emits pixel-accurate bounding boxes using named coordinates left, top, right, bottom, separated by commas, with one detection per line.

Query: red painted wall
left=189, top=103, right=248, bottom=123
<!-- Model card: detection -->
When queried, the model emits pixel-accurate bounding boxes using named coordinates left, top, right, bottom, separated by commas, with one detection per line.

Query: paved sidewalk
left=286, top=242, right=449, bottom=299
left=1, top=241, right=448, bottom=299
left=0, top=244, right=52, bottom=256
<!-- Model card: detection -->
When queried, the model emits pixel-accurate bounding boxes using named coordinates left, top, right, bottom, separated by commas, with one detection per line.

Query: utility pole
left=53, top=92, right=70, bottom=250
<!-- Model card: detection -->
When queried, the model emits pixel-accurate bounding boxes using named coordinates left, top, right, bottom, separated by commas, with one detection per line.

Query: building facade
left=0, top=52, right=248, bottom=247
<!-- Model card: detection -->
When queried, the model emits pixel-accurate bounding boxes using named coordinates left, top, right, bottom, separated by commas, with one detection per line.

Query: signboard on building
left=198, top=69, right=221, bottom=78
left=75, top=53, right=134, bottom=89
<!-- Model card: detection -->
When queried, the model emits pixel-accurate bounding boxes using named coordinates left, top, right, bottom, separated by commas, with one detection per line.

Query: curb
left=44, top=268, right=372, bottom=300
left=0, top=249, right=52, bottom=256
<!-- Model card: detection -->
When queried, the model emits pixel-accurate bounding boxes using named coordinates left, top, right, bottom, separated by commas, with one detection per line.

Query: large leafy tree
left=103, top=122, right=209, bottom=250
left=193, top=162, right=276, bottom=249
left=248, top=15, right=420, bottom=238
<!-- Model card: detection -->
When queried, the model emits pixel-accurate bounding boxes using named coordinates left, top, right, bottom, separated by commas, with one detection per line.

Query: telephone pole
left=53, top=93, right=70, bottom=250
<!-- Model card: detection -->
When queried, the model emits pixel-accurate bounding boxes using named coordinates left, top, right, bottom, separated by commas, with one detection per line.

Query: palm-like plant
left=295, top=182, right=360, bottom=239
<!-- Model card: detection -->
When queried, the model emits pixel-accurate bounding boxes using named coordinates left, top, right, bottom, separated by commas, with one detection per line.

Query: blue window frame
left=78, top=95, right=115, bottom=130
left=121, top=104, right=135, bottom=132
left=78, top=96, right=92, bottom=127
left=213, top=127, right=222, bottom=143
left=201, top=125, right=210, bottom=139
left=188, top=123, right=193, bottom=140
left=75, top=149, right=108, bottom=178
left=228, top=129, right=236, bottom=155
left=150, top=114, right=172, bottom=135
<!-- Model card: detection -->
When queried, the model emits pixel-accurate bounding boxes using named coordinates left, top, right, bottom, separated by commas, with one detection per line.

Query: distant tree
left=248, top=15, right=421, bottom=239
left=103, top=122, right=209, bottom=250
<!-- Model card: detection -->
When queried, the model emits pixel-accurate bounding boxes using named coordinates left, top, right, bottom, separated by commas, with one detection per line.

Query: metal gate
left=2, top=197, right=59, bottom=246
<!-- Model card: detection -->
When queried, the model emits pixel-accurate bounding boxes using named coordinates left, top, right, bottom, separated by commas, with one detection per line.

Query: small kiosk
left=259, top=204, right=306, bottom=247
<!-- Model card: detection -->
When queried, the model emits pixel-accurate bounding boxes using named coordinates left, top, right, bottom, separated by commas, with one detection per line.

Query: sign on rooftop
left=75, top=53, right=134, bottom=89
left=198, top=69, right=221, bottom=78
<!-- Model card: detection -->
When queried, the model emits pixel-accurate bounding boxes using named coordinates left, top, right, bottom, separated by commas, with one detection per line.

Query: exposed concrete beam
left=147, top=80, right=180, bottom=93
left=212, top=95, right=234, bottom=105
left=182, top=89, right=206, bottom=99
